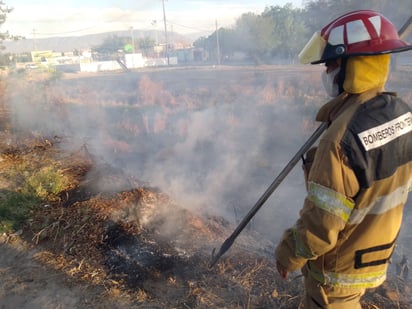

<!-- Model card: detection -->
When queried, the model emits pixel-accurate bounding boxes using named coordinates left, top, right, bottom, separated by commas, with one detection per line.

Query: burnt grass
left=0, top=127, right=410, bottom=309
left=102, top=222, right=194, bottom=290
left=1, top=67, right=412, bottom=308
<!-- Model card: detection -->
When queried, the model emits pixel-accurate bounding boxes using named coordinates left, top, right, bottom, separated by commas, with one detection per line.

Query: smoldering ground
left=4, top=66, right=412, bottom=249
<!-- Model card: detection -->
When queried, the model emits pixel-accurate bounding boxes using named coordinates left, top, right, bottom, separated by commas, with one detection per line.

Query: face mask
left=321, top=67, right=340, bottom=97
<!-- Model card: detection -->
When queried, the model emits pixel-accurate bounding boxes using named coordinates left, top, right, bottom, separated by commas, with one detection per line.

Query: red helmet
left=299, top=10, right=412, bottom=64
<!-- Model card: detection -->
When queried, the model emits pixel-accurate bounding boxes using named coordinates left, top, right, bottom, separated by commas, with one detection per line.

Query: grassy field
left=0, top=65, right=411, bottom=308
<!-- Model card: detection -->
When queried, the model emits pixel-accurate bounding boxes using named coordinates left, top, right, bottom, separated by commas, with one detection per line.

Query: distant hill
left=2, top=29, right=199, bottom=54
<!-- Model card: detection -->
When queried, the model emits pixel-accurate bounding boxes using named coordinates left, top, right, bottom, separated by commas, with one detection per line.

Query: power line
left=166, top=20, right=214, bottom=33
left=28, top=12, right=218, bottom=38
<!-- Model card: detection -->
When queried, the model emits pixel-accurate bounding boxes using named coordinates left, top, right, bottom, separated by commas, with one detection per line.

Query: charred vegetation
left=0, top=66, right=411, bottom=308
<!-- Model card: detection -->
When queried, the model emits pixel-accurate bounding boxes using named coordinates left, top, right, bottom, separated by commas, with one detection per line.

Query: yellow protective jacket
left=275, top=55, right=412, bottom=289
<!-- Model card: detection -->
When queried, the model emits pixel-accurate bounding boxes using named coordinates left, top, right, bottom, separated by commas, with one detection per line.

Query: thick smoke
left=5, top=66, right=412, bottom=245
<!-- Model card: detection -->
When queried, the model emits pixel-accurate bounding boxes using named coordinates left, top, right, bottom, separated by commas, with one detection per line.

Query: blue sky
left=4, top=0, right=304, bottom=38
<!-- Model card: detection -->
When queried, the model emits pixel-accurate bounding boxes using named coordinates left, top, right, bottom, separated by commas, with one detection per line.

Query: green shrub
left=0, top=164, right=71, bottom=233
left=0, top=191, right=39, bottom=233
left=22, top=166, right=71, bottom=201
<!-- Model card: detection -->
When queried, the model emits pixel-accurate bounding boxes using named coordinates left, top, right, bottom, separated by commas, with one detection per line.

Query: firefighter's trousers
left=303, top=267, right=365, bottom=309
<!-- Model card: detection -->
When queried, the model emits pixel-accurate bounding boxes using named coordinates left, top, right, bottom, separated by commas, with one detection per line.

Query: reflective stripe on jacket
left=275, top=90, right=412, bottom=289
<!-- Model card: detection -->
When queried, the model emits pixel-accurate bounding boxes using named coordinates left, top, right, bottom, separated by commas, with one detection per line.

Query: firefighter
left=275, top=10, right=412, bottom=308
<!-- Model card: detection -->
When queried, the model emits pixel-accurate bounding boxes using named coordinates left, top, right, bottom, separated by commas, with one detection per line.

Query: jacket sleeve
left=275, top=138, right=359, bottom=272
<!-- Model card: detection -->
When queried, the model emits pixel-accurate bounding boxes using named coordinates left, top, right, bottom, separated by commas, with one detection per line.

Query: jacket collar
left=315, top=87, right=385, bottom=123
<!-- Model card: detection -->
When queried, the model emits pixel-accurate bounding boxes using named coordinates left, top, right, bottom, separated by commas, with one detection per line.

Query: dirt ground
left=0, top=236, right=113, bottom=309
left=1, top=65, right=412, bottom=308
left=1, top=133, right=411, bottom=309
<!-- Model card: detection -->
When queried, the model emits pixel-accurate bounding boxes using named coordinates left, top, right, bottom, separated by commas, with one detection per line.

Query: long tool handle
left=209, top=121, right=329, bottom=267
left=398, top=16, right=412, bottom=39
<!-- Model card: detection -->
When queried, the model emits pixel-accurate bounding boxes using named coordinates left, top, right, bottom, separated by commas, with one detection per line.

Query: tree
left=194, top=4, right=308, bottom=64
left=235, top=12, right=277, bottom=63
left=0, top=1, right=13, bottom=49
left=0, top=1, right=13, bottom=68
left=136, top=37, right=155, bottom=56
left=94, top=35, right=128, bottom=55
left=216, top=28, right=242, bottom=60
left=93, top=34, right=156, bottom=58
left=196, top=0, right=410, bottom=65
left=302, top=0, right=412, bottom=35
left=262, top=4, right=308, bottom=61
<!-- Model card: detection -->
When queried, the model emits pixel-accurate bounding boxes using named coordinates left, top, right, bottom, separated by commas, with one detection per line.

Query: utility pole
left=171, top=24, right=173, bottom=51
left=32, top=29, right=37, bottom=51
left=152, top=20, right=159, bottom=45
left=129, top=26, right=135, bottom=53
left=216, top=20, right=221, bottom=65
left=162, top=0, right=169, bottom=65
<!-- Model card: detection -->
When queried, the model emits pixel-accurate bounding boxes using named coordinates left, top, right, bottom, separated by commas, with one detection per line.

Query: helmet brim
left=298, top=32, right=326, bottom=64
